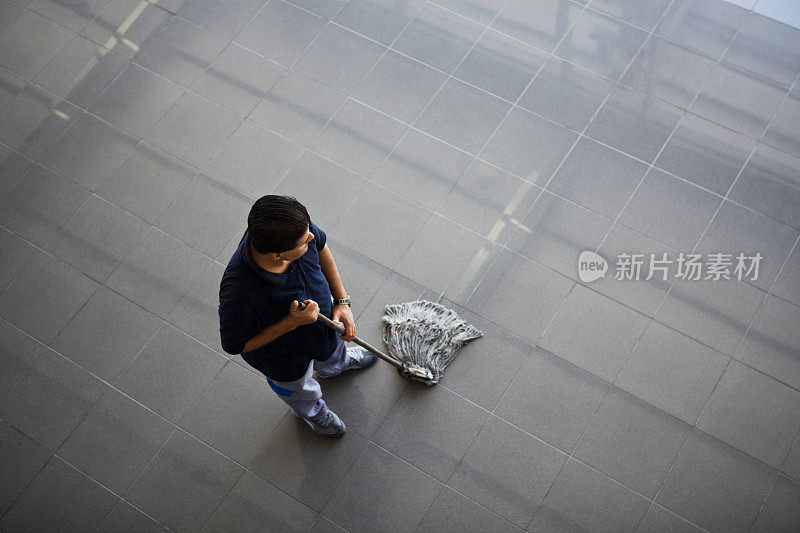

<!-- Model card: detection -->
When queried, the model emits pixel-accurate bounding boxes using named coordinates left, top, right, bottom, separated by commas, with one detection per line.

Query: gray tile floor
left=1, top=0, right=800, bottom=531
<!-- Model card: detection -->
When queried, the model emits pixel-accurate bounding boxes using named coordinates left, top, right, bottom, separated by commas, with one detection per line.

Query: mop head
left=382, top=300, right=483, bottom=385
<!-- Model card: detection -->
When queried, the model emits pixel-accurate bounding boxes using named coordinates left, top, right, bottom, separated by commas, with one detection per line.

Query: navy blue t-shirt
left=218, top=221, right=339, bottom=382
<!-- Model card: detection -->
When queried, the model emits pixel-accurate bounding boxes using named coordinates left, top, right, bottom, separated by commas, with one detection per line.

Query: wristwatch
left=333, top=295, right=351, bottom=306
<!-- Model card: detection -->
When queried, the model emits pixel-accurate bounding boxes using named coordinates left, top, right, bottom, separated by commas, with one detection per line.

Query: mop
left=299, top=300, right=482, bottom=385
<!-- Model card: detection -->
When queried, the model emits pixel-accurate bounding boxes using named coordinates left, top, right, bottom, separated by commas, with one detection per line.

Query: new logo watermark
left=578, top=251, right=608, bottom=283
left=578, top=251, right=762, bottom=283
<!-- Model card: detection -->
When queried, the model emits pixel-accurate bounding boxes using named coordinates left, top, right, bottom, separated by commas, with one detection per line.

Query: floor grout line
left=1, top=226, right=798, bottom=532
left=2, top=305, right=793, bottom=533
left=479, top=1, right=706, bottom=529
left=2, top=193, right=799, bottom=398
left=3, top=15, right=799, bottom=304
left=632, top=16, right=800, bottom=529
left=0, top=316, right=315, bottom=532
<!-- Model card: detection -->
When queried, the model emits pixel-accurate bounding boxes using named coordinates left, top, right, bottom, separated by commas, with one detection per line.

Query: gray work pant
left=265, top=337, right=350, bottom=419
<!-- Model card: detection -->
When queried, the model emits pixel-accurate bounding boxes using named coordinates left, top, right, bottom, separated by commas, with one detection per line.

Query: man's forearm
left=318, top=244, right=347, bottom=299
left=242, top=315, right=296, bottom=353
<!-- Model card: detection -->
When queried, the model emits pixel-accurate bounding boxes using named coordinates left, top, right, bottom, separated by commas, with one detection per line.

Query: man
left=219, top=195, right=376, bottom=437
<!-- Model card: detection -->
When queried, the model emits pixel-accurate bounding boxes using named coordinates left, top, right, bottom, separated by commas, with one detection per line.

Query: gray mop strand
left=381, top=300, right=483, bottom=383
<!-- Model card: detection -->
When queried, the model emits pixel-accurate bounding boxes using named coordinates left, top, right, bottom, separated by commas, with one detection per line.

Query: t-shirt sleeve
left=309, top=220, right=326, bottom=252
left=218, top=280, right=260, bottom=355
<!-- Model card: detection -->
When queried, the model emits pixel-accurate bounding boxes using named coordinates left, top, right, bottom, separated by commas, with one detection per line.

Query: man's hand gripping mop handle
left=296, top=301, right=402, bottom=368
left=296, top=301, right=436, bottom=384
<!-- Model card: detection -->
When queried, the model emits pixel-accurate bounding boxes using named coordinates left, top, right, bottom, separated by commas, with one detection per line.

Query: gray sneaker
left=301, top=407, right=346, bottom=437
left=345, top=346, right=377, bottom=371
left=318, top=346, right=378, bottom=378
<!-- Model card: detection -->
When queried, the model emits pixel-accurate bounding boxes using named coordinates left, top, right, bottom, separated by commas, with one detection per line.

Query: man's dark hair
left=247, top=195, right=310, bottom=253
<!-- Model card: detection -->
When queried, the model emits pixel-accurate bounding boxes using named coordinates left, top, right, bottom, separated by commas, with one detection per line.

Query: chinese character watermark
left=578, top=251, right=762, bottom=283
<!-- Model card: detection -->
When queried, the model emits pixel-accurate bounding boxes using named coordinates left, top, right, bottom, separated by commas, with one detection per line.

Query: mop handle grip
left=296, top=301, right=403, bottom=369
left=296, top=301, right=345, bottom=334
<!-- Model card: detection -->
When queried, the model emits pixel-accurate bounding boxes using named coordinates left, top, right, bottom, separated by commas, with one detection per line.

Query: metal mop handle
left=296, top=301, right=403, bottom=369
